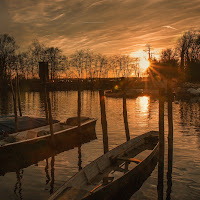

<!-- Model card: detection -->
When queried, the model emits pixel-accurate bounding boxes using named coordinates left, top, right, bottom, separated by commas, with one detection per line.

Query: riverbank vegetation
left=0, top=30, right=200, bottom=90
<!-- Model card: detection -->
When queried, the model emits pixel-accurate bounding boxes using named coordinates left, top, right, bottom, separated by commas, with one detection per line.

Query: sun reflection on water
left=136, top=96, right=150, bottom=114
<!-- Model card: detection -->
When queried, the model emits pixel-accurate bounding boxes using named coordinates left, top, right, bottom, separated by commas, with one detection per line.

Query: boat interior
left=51, top=133, right=158, bottom=200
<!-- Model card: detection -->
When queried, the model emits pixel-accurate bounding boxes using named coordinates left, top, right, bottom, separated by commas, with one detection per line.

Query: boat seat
left=117, top=157, right=142, bottom=164
left=25, top=131, right=37, bottom=139
left=90, top=177, right=114, bottom=193
left=112, top=166, right=126, bottom=173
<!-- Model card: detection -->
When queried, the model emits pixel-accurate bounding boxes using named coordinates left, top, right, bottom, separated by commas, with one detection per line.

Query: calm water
left=0, top=91, right=200, bottom=200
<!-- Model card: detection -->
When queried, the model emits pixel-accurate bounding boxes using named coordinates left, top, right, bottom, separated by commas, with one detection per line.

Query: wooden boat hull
left=0, top=118, right=97, bottom=175
left=85, top=140, right=158, bottom=200
left=49, top=131, right=159, bottom=200
left=0, top=115, right=59, bottom=135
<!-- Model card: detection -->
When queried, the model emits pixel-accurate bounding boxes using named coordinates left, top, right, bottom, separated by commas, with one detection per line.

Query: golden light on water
left=137, top=96, right=150, bottom=114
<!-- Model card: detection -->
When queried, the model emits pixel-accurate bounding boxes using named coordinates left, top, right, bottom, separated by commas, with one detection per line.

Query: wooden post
left=166, top=82, right=173, bottom=200
left=157, top=88, right=165, bottom=200
left=39, top=62, right=49, bottom=123
left=77, top=79, right=81, bottom=133
left=47, top=97, right=54, bottom=139
left=16, top=75, right=22, bottom=116
left=11, top=79, right=18, bottom=132
left=122, top=82, right=130, bottom=141
left=44, top=85, right=49, bottom=123
left=99, top=89, right=109, bottom=154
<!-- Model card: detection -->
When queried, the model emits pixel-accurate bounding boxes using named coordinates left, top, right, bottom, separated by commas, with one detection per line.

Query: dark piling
left=122, top=80, right=130, bottom=141
left=16, top=75, right=22, bottom=116
left=166, top=83, right=173, bottom=200
left=11, top=79, right=18, bottom=132
left=99, top=89, right=109, bottom=154
left=157, top=88, right=165, bottom=200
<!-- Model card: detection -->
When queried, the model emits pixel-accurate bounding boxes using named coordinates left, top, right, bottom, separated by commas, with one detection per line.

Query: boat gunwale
left=85, top=140, right=159, bottom=199
left=49, top=130, right=159, bottom=200
left=0, top=118, right=97, bottom=148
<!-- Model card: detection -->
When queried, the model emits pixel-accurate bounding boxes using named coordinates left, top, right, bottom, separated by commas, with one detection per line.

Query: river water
left=0, top=91, right=199, bottom=200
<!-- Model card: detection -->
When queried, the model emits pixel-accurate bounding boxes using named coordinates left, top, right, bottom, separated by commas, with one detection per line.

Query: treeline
left=0, top=34, right=142, bottom=84
left=152, top=30, right=200, bottom=82
left=1, top=30, right=200, bottom=86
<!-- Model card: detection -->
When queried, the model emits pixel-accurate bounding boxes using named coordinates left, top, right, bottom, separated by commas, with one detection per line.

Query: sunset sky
left=0, top=0, right=200, bottom=58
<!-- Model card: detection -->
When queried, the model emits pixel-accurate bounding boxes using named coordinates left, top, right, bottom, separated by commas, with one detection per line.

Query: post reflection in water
left=78, top=146, right=82, bottom=171
left=1, top=91, right=200, bottom=200
left=14, top=169, right=23, bottom=200
left=50, top=156, right=55, bottom=194
left=45, top=159, right=50, bottom=185
left=44, top=156, right=55, bottom=194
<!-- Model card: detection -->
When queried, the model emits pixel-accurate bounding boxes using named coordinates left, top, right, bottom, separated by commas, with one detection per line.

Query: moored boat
left=0, top=115, right=59, bottom=135
left=49, top=131, right=159, bottom=200
left=0, top=117, right=97, bottom=175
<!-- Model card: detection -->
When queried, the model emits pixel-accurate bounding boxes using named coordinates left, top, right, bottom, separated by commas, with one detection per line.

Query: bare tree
left=45, top=47, right=66, bottom=80
left=0, top=34, right=18, bottom=82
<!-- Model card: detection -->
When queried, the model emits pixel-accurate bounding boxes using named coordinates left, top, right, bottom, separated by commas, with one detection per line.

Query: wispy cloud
left=82, top=21, right=104, bottom=24
left=1, top=0, right=200, bottom=55
left=163, top=26, right=177, bottom=30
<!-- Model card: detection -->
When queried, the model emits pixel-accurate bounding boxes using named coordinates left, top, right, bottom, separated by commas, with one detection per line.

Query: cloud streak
left=1, top=0, right=199, bottom=55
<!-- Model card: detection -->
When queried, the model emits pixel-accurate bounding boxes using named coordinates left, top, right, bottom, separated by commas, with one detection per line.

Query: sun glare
left=139, top=59, right=150, bottom=72
left=130, top=50, right=150, bottom=72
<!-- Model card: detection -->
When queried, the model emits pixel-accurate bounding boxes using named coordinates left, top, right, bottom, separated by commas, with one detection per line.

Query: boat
left=49, top=131, right=159, bottom=200
left=0, top=115, right=59, bottom=135
left=0, top=117, right=97, bottom=175
left=105, top=89, right=145, bottom=98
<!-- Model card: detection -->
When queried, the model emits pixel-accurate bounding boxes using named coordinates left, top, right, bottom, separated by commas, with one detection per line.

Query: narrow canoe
left=49, top=131, right=159, bottom=200
left=0, top=117, right=97, bottom=175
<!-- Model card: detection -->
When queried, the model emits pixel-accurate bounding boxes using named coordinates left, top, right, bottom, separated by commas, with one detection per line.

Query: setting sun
left=139, top=59, right=150, bottom=72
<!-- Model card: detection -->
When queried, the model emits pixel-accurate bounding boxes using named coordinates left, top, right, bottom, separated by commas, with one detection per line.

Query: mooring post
left=39, top=62, right=49, bottom=123
left=44, top=85, right=49, bottom=123
left=11, top=78, right=18, bottom=132
left=157, top=87, right=165, bottom=200
left=77, top=79, right=83, bottom=171
left=122, top=79, right=130, bottom=141
left=47, top=97, right=54, bottom=140
left=99, top=89, right=109, bottom=154
left=166, top=82, right=173, bottom=200
left=77, top=79, right=81, bottom=134
left=16, top=74, right=22, bottom=116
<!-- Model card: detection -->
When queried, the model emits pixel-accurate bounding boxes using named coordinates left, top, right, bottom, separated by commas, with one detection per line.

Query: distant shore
left=0, top=77, right=156, bottom=92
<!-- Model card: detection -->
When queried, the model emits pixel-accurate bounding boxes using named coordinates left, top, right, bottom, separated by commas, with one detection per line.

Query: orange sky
left=0, top=0, right=200, bottom=58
